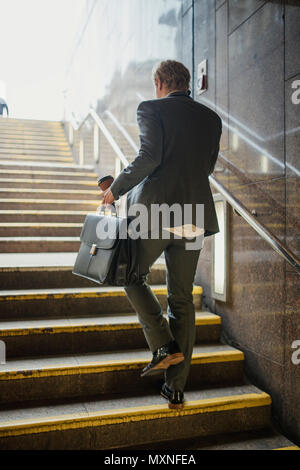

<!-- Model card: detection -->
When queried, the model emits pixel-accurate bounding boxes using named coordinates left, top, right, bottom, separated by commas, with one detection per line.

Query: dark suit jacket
left=110, top=90, right=222, bottom=237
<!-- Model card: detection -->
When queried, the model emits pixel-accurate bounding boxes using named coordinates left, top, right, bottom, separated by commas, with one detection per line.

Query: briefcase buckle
left=90, top=244, right=97, bottom=255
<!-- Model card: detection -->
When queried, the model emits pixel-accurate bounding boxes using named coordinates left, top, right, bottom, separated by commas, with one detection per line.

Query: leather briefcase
left=72, top=208, right=139, bottom=286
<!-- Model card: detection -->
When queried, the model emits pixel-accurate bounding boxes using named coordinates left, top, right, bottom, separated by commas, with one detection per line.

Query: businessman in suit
left=102, top=60, right=222, bottom=409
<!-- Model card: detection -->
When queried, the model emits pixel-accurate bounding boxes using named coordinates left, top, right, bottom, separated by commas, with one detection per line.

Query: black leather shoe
left=140, top=340, right=184, bottom=378
left=160, top=382, right=184, bottom=409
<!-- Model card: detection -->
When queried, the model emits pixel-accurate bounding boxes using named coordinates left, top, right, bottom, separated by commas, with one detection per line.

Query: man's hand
left=101, top=188, right=115, bottom=206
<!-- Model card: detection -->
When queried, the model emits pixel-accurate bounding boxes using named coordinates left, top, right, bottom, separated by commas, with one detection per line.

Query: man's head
left=152, top=60, right=191, bottom=99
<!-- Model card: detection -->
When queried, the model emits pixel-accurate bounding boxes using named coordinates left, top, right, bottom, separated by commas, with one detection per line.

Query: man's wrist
left=110, top=182, right=120, bottom=201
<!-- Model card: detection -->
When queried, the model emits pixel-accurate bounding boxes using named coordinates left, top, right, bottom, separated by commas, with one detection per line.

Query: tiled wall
left=189, top=0, right=300, bottom=444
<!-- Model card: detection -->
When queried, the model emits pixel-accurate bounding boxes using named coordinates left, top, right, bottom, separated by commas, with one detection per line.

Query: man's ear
left=155, top=77, right=163, bottom=91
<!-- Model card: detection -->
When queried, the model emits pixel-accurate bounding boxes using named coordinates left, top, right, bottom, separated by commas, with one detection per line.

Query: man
left=0, top=98, right=9, bottom=116
left=102, top=60, right=222, bottom=409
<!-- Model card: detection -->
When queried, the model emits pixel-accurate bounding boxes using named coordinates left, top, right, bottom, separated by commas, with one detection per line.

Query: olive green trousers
left=124, top=235, right=203, bottom=392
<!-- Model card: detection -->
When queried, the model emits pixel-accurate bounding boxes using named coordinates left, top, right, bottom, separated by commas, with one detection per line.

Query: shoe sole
left=160, top=390, right=184, bottom=409
left=141, top=352, right=184, bottom=377
left=168, top=402, right=184, bottom=410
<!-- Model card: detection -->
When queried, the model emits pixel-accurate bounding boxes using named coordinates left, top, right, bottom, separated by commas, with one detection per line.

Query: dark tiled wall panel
left=285, top=74, right=300, bottom=260
left=285, top=4, right=300, bottom=80
left=216, top=0, right=226, bottom=10
left=182, top=0, right=193, bottom=16
left=283, top=272, right=300, bottom=440
left=228, top=3, right=284, bottom=183
left=194, top=0, right=216, bottom=107
left=182, top=4, right=194, bottom=87
left=216, top=2, right=228, bottom=152
left=228, top=0, right=265, bottom=33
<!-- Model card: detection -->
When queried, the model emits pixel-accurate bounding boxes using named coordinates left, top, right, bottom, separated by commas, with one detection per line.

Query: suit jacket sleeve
left=208, top=116, right=222, bottom=176
left=110, top=101, right=163, bottom=200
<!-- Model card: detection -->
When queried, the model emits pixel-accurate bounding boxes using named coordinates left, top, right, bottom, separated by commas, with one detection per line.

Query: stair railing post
left=94, top=123, right=99, bottom=163
left=79, top=137, right=84, bottom=166
left=115, top=156, right=121, bottom=178
left=68, top=122, right=74, bottom=146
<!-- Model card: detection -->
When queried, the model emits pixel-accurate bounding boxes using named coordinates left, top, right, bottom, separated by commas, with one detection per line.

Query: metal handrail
left=210, top=174, right=300, bottom=274
left=104, top=110, right=139, bottom=153
left=68, top=108, right=300, bottom=274
left=69, top=108, right=129, bottom=167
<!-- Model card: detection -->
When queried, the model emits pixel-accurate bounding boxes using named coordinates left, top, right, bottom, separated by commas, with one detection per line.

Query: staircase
left=0, top=117, right=298, bottom=450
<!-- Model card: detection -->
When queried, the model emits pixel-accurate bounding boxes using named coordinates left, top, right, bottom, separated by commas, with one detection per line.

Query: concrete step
left=0, top=122, right=62, bottom=128
left=0, top=121, right=64, bottom=131
left=0, top=154, right=73, bottom=163
left=0, top=310, right=218, bottom=358
left=0, top=344, right=244, bottom=404
left=0, top=188, right=101, bottom=200
left=0, top=236, right=81, bottom=253
left=0, top=285, right=203, bottom=319
left=0, top=161, right=95, bottom=172
left=0, top=222, right=83, bottom=237
left=0, top=142, right=70, bottom=152
left=0, top=138, right=70, bottom=148
left=0, top=126, right=65, bottom=135
left=0, top=256, right=166, bottom=288
left=0, top=198, right=100, bottom=210
left=126, top=427, right=300, bottom=450
left=0, top=117, right=63, bottom=127
left=0, top=168, right=97, bottom=179
left=0, top=129, right=67, bottom=139
left=0, top=148, right=72, bottom=157
left=0, top=122, right=64, bottom=130
left=0, top=178, right=97, bottom=189
left=0, top=384, right=271, bottom=450
left=0, top=251, right=88, bottom=268
left=0, top=210, right=89, bottom=223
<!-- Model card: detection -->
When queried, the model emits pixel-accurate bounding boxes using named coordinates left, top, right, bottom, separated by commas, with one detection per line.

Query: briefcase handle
left=96, top=203, right=117, bottom=217
left=97, top=175, right=117, bottom=217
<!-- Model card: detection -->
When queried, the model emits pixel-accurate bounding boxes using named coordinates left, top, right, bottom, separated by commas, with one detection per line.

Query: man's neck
left=167, top=89, right=184, bottom=96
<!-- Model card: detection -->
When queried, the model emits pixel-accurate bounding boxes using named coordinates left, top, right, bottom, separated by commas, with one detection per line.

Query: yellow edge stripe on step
left=0, top=156, right=73, bottom=161
left=0, top=188, right=100, bottom=194
left=273, top=446, right=300, bottom=450
left=0, top=130, right=64, bottom=133
left=0, top=199, right=100, bottom=204
left=0, top=138, right=66, bottom=141
left=0, top=393, right=271, bottom=438
left=0, top=223, right=83, bottom=227
left=0, top=138, right=66, bottom=142
left=195, top=314, right=221, bottom=325
left=0, top=131, right=67, bottom=135
left=0, top=170, right=97, bottom=177
left=0, top=350, right=244, bottom=381
left=0, top=151, right=72, bottom=157
left=0, top=145, right=68, bottom=149
left=0, top=266, right=78, bottom=272
left=0, top=149, right=69, bottom=154
left=0, top=179, right=96, bottom=186
left=0, top=286, right=202, bottom=302
left=0, top=138, right=68, bottom=142
left=0, top=211, right=89, bottom=215
left=0, top=125, right=63, bottom=128
left=0, top=321, right=141, bottom=336
left=0, top=313, right=219, bottom=337
left=0, top=261, right=166, bottom=270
